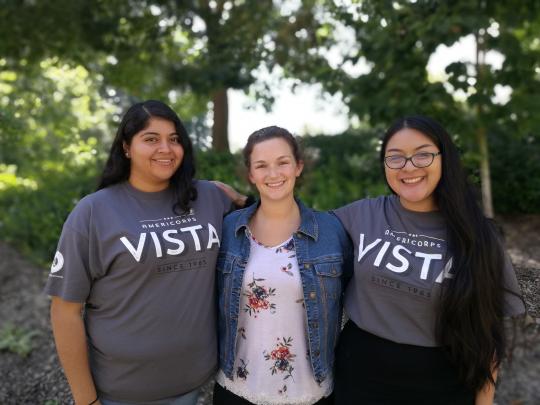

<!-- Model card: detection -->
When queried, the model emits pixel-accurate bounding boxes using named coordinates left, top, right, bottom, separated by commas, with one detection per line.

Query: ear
left=122, top=141, right=131, bottom=158
left=247, top=168, right=256, bottom=185
left=295, top=160, right=304, bottom=177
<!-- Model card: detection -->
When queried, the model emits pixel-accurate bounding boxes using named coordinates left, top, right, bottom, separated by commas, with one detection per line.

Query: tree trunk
left=212, top=88, right=229, bottom=152
left=476, top=126, right=494, bottom=218
left=475, top=22, right=494, bottom=218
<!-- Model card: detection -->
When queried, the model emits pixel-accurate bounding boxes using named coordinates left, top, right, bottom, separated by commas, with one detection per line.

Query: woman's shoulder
left=331, top=195, right=392, bottom=232
left=223, top=206, right=246, bottom=227
left=223, top=207, right=240, bottom=220
left=193, top=179, right=225, bottom=196
left=194, top=179, right=233, bottom=210
left=297, top=202, right=344, bottom=236
left=337, top=194, right=390, bottom=213
left=194, top=179, right=212, bottom=191
left=61, top=186, right=122, bottom=232
left=310, top=208, right=342, bottom=227
left=67, top=186, right=118, bottom=215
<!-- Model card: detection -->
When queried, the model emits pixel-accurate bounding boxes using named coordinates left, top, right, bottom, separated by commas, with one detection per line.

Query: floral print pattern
left=264, top=336, right=296, bottom=380
left=236, top=359, right=249, bottom=380
left=215, top=232, right=331, bottom=403
left=275, top=239, right=295, bottom=256
left=243, top=273, right=276, bottom=317
left=281, top=262, right=294, bottom=276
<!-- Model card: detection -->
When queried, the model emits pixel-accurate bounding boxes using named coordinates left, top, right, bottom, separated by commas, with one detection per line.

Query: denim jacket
left=217, top=199, right=352, bottom=383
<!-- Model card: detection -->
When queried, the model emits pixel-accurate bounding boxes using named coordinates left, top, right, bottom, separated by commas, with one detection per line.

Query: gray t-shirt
left=334, top=195, right=524, bottom=347
left=44, top=180, right=232, bottom=403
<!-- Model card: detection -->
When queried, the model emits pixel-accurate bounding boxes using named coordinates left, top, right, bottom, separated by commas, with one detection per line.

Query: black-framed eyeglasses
left=384, top=152, right=442, bottom=169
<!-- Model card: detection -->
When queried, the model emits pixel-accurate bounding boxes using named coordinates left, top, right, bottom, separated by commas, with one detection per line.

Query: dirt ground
left=0, top=215, right=538, bottom=405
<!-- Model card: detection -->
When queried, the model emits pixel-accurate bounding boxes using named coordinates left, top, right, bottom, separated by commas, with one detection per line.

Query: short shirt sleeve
left=501, top=252, right=526, bottom=317
left=43, top=204, right=94, bottom=303
left=328, top=210, right=354, bottom=281
left=331, top=200, right=358, bottom=236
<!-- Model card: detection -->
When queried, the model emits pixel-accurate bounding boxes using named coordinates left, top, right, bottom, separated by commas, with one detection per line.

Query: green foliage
left=296, top=0, right=540, bottom=215
left=195, top=150, right=250, bottom=195
left=312, top=0, right=540, bottom=135
left=0, top=58, right=115, bottom=265
left=0, top=323, right=39, bottom=357
left=0, top=0, right=337, bottom=150
left=0, top=60, right=115, bottom=176
left=0, top=161, right=101, bottom=266
left=490, top=129, right=540, bottom=214
left=299, top=131, right=388, bottom=210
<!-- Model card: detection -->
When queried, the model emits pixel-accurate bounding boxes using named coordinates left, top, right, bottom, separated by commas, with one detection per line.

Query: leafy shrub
left=195, top=150, right=250, bottom=195
left=0, top=161, right=100, bottom=265
left=490, top=130, right=540, bottom=214
left=299, top=131, right=388, bottom=210
left=0, top=323, right=39, bottom=357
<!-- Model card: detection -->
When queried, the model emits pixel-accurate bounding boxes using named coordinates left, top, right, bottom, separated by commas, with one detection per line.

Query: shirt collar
left=233, top=197, right=318, bottom=241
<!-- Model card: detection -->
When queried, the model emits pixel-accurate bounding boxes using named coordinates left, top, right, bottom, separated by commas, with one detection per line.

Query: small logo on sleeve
left=50, top=251, right=64, bottom=277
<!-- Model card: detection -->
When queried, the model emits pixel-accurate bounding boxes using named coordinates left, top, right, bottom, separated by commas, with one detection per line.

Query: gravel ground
left=0, top=216, right=538, bottom=405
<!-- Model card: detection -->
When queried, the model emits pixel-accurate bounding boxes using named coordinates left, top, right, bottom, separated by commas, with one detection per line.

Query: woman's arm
left=475, top=368, right=498, bottom=405
left=50, top=296, right=100, bottom=405
left=211, top=180, right=252, bottom=207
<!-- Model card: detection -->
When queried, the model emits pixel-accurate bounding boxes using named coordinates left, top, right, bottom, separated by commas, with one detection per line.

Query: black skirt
left=334, top=321, right=475, bottom=405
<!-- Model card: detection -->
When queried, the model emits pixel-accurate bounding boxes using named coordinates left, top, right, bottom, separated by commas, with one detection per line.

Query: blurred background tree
left=284, top=0, right=540, bottom=217
left=0, top=0, right=539, bottom=264
left=0, top=0, right=330, bottom=150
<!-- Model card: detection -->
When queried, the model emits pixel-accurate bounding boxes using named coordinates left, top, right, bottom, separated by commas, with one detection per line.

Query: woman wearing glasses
left=332, top=115, right=524, bottom=404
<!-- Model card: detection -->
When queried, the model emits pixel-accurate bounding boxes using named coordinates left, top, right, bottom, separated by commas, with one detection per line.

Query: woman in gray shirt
left=333, top=115, right=524, bottom=404
left=45, top=100, right=244, bottom=405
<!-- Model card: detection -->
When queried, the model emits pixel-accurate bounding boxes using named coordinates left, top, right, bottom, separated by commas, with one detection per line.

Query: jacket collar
left=234, top=197, right=318, bottom=241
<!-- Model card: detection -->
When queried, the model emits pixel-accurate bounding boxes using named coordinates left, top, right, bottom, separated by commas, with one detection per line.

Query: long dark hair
left=98, top=100, right=197, bottom=213
left=381, top=115, right=506, bottom=392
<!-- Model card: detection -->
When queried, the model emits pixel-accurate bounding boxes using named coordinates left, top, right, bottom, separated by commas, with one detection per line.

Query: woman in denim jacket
left=213, top=126, right=352, bottom=405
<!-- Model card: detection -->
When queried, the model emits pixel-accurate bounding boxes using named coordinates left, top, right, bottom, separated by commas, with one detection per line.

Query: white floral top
left=216, top=231, right=332, bottom=405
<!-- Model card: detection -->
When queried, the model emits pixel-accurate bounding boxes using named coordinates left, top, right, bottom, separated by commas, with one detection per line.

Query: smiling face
left=384, top=128, right=442, bottom=212
left=248, top=137, right=303, bottom=203
left=124, top=117, right=184, bottom=192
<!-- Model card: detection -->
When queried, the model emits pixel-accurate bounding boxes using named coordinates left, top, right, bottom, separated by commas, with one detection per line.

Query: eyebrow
left=252, top=155, right=292, bottom=164
left=386, top=143, right=436, bottom=153
left=142, top=131, right=179, bottom=136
